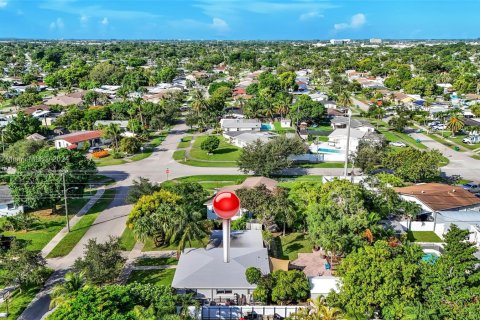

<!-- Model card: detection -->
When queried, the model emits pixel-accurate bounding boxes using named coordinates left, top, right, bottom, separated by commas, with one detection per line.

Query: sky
left=0, top=0, right=479, bottom=40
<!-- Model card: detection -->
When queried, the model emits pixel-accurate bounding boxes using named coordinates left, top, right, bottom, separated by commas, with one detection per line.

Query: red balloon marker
left=213, top=191, right=240, bottom=263
left=213, top=192, right=240, bottom=219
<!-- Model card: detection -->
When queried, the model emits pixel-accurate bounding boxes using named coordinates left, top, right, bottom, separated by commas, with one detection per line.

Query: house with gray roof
left=220, top=118, right=261, bottom=132
left=172, top=229, right=270, bottom=303
left=0, top=185, right=23, bottom=217
left=330, top=117, right=374, bottom=132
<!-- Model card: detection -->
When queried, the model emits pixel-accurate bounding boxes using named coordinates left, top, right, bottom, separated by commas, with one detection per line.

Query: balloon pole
left=212, top=191, right=240, bottom=264
left=223, top=219, right=230, bottom=263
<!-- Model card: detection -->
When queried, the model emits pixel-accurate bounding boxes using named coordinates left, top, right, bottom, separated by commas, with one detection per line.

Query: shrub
left=92, top=150, right=109, bottom=159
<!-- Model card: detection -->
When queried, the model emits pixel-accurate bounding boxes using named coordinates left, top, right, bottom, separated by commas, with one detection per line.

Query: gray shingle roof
left=172, top=230, right=270, bottom=289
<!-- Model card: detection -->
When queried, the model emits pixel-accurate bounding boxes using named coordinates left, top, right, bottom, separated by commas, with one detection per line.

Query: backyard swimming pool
left=261, top=123, right=274, bottom=131
left=317, top=148, right=342, bottom=154
left=421, top=253, right=439, bottom=263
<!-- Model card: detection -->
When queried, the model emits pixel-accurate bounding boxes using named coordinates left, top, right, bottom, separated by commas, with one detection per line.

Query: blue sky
left=1, top=0, right=479, bottom=40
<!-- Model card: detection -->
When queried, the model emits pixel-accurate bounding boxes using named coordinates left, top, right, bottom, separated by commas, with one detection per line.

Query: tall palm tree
left=338, top=91, right=353, bottom=109
left=447, top=116, right=464, bottom=137
left=169, top=207, right=210, bottom=258
left=274, top=93, right=292, bottom=119
left=398, top=200, right=422, bottom=231
left=103, top=123, right=123, bottom=149
left=49, top=272, right=85, bottom=309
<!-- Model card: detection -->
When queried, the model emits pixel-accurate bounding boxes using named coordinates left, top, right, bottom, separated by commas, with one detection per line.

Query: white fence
left=199, top=306, right=304, bottom=319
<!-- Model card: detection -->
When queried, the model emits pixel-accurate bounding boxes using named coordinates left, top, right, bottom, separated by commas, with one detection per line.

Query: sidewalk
left=41, top=188, right=105, bottom=258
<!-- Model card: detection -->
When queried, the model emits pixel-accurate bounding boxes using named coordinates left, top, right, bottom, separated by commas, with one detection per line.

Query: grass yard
left=189, top=135, right=242, bottom=162
left=148, top=134, right=167, bottom=148
left=272, top=233, right=313, bottom=261
left=135, top=257, right=178, bottom=266
left=163, top=175, right=247, bottom=194
left=173, top=150, right=186, bottom=161
left=46, top=188, right=117, bottom=258
left=127, top=268, right=175, bottom=287
left=425, top=132, right=463, bottom=151
left=130, top=151, right=153, bottom=162
left=94, top=155, right=128, bottom=167
left=273, top=122, right=296, bottom=133
left=407, top=231, right=442, bottom=243
left=142, top=235, right=209, bottom=252
left=300, top=162, right=350, bottom=168
left=119, top=227, right=136, bottom=251
left=178, top=136, right=193, bottom=148
left=377, top=127, right=427, bottom=149
left=0, top=196, right=91, bottom=252
left=182, top=159, right=239, bottom=167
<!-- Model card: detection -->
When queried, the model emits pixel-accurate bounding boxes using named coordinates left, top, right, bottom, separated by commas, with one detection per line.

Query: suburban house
left=223, top=131, right=278, bottom=148
left=330, top=117, right=375, bottom=132
left=45, top=91, right=85, bottom=106
left=394, top=183, right=480, bottom=238
left=205, top=177, right=279, bottom=220
left=0, top=185, right=23, bottom=217
left=54, top=130, right=104, bottom=149
left=395, top=183, right=480, bottom=214
left=94, top=120, right=129, bottom=130
left=172, top=229, right=270, bottom=304
left=220, top=119, right=261, bottom=132
left=26, top=133, right=46, bottom=141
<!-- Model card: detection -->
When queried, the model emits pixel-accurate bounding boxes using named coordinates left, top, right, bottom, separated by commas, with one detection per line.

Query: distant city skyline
left=1, top=0, right=479, bottom=40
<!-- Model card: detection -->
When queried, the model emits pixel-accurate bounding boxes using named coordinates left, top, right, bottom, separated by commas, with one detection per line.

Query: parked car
left=88, top=147, right=103, bottom=153
left=243, top=311, right=261, bottom=320
left=462, top=183, right=480, bottom=193
left=434, top=124, right=447, bottom=130
left=389, top=141, right=407, bottom=147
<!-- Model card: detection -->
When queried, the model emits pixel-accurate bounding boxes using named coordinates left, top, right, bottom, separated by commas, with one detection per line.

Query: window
left=216, top=289, right=232, bottom=294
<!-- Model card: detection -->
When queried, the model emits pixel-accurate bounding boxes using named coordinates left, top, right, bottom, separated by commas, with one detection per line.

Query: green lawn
left=46, top=189, right=117, bottom=258
left=277, top=175, right=323, bottom=188
left=300, top=162, right=350, bottom=168
left=178, top=136, right=193, bottom=148
left=127, top=268, right=175, bottom=287
left=94, top=155, right=128, bottom=167
left=189, top=135, right=241, bottom=162
left=173, top=150, right=186, bottom=161
left=0, top=196, right=91, bottom=252
left=377, top=127, right=427, bottom=149
left=272, top=233, right=313, bottom=261
left=425, top=132, right=463, bottom=151
left=119, top=227, right=136, bottom=251
left=273, top=122, right=296, bottom=133
left=148, top=134, right=167, bottom=148
left=135, top=257, right=178, bottom=266
left=407, top=231, right=442, bottom=243
left=181, top=159, right=238, bottom=167
left=130, top=151, right=153, bottom=162
left=142, top=236, right=208, bottom=252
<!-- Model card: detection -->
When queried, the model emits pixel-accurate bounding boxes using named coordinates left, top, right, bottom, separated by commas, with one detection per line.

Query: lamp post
left=212, top=192, right=240, bottom=263
left=63, top=172, right=78, bottom=233
left=344, top=109, right=352, bottom=178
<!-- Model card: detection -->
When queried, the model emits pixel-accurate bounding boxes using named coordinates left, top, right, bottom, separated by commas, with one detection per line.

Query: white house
left=223, top=131, right=278, bottom=148
left=172, top=229, right=270, bottom=304
left=220, top=119, right=261, bottom=132
left=0, top=186, right=23, bottom=217
left=54, top=130, right=104, bottom=150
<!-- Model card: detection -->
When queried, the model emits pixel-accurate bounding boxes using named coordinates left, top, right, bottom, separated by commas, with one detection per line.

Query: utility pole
left=344, top=109, right=352, bottom=178
left=63, top=172, right=71, bottom=232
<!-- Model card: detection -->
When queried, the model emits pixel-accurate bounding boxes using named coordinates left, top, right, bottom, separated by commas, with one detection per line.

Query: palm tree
left=49, top=272, right=85, bottom=309
left=169, top=207, right=210, bottom=258
left=338, top=91, right=353, bottom=109
left=398, top=200, right=422, bottom=231
left=291, top=297, right=346, bottom=320
left=274, top=93, right=292, bottom=119
left=103, top=123, right=123, bottom=149
left=446, top=116, right=464, bottom=137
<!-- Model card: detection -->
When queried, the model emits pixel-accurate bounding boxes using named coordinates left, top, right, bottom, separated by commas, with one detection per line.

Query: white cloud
left=49, top=18, right=65, bottom=30
left=334, top=13, right=366, bottom=31
left=101, top=17, right=109, bottom=25
left=211, top=18, right=230, bottom=32
left=0, top=0, right=7, bottom=8
left=299, top=11, right=324, bottom=21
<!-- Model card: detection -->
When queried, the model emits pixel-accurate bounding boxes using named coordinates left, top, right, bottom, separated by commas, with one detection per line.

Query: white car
left=389, top=141, right=407, bottom=147
left=434, top=124, right=447, bottom=130
left=463, top=137, right=473, bottom=144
